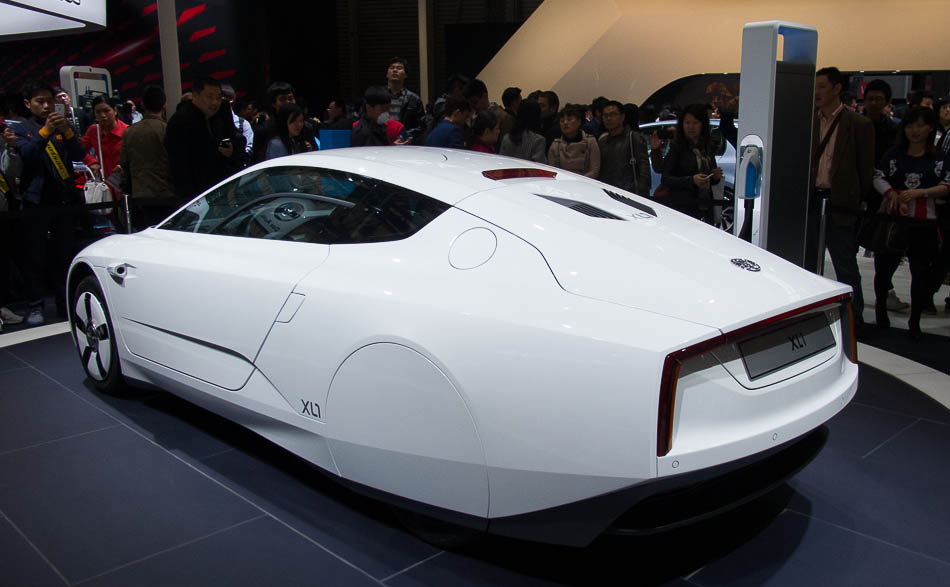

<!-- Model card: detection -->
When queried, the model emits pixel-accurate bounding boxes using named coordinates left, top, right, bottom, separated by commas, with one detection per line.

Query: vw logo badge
left=731, top=258, right=761, bottom=272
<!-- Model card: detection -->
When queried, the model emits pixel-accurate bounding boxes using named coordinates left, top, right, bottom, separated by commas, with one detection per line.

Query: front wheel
left=71, top=276, right=124, bottom=395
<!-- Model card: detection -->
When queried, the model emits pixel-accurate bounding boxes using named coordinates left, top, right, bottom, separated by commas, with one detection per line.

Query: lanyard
left=45, top=139, right=71, bottom=181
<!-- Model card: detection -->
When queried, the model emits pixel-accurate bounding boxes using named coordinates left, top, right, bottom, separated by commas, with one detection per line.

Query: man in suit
left=808, top=66, right=875, bottom=321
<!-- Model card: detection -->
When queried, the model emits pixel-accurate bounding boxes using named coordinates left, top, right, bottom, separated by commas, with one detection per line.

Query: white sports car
left=68, top=147, right=858, bottom=546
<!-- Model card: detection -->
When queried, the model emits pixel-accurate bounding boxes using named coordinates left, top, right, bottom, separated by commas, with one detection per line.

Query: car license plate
left=739, top=314, right=836, bottom=380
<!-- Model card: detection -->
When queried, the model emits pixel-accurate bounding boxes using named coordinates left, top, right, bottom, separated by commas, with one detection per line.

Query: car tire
left=71, top=276, right=125, bottom=395
left=391, top=507, right=483, bottom=550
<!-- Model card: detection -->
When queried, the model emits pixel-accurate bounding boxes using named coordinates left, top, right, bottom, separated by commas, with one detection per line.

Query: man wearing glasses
left=598, top=100, right=650, bottom=195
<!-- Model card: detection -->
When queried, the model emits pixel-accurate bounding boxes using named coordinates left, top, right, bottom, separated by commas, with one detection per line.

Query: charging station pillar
left=734, top=22, right=817, bottom=268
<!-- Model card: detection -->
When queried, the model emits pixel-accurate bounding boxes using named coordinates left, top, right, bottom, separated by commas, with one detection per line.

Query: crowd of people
left=0, top=58, right=948, bottom=337
left=807, top=68, right=950, bottom=338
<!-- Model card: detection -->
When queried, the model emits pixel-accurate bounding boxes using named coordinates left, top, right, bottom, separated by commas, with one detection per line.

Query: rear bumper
left=486, top=426, right=828, bottom=547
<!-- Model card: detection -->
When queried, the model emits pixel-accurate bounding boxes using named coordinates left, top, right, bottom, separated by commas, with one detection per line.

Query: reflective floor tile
left=78, top=516, right=381, bottom=587
left=0, top=425, right=259, bottom=583
left=0, top=348, right=27, bottom=373
left=198, top=442, right=440, bottom=580
left=5, top=333, right=86, bottom=393
left=789, top=447, right=950, bottom=565
left=864, top=419, right=950, bottom=488
left=821, top=401, right=917, bottom=458
left=0, top=514, right=66, bottom=587
left=690, top=510, right=950, bottom=587
left=855, top=364, right=950, bottom=424
left=0, top=367, right=117, bottom=454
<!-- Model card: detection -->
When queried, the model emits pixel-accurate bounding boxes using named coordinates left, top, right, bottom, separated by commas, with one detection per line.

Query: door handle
left=106, top=262, right=134, bottom=285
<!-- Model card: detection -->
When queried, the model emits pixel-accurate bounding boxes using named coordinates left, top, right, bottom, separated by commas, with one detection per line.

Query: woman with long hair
left=872, top=106, right=950, bottom=336
left=659, top=103, right=722, bottom=220
left=499, top=99, right=545, bottom=163
left=265, top=103, right=313, bottom=160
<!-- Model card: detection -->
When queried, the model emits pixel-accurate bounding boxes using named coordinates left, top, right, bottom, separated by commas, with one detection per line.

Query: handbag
left=859, top=199, right=908, bottom=254
left=83, top=168, right=112, bottom=215
left=84, top=124, right=114, bottom=215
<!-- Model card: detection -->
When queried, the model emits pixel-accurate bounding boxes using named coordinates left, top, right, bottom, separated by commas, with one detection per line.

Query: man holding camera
left=165, top=77, right=245, bottom=201
left=11, top=81, right=87, bottom=325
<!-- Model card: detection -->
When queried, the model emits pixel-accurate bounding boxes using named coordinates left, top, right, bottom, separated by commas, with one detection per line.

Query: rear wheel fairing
left=326, top=343, right=488, bottom=517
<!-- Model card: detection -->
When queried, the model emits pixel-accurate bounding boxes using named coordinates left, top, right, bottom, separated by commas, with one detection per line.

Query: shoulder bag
left=84, top=125, right=113, bottom=215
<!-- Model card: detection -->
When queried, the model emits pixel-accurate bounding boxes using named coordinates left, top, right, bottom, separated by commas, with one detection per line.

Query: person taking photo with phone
left=11, top=80, right=87, bottom=325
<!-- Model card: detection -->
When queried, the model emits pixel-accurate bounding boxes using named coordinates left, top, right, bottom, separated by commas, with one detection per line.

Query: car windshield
left=160, top=166, right=449, bottom=245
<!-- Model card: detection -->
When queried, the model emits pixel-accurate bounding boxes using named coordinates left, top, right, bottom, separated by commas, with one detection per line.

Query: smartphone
left=54, top=103, right=66, bottom=117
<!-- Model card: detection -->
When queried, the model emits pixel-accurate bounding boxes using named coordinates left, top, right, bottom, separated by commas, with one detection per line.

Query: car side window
left=159, top=169, right=273, bottom=233
left=160, top=166, right=449, bottom=245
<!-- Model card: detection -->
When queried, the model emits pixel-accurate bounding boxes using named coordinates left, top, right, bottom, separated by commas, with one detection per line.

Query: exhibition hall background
left=0, top=0, right=542, bottom=111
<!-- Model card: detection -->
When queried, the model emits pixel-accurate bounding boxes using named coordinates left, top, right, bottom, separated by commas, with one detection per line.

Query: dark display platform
left=1, top=333, right=949, bottom=586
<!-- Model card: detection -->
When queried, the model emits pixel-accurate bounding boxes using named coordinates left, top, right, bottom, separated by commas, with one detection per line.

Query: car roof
left=259, top=146, right=559, bottom=205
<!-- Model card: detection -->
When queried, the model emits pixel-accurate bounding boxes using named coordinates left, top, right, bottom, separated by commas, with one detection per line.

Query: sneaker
left=886, top=290, right=909, bottom=311
left=25, top=307, right=45, bottom=326
left=0, top=307, right=24, bottom=325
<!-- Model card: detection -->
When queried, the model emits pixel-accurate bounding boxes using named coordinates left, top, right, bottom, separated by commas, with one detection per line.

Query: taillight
left=840, top=299, right=858, bottom=364
left=657, top=335, right=726, bottom=457
left=482, top=168, right=557, bottom=180
left=656, top=293, right=855, bottom=457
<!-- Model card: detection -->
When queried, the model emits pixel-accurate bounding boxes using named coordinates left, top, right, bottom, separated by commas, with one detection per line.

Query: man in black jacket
left=538, top=90, right=561, bottom=149
left=598, top=101, right=650, bottom=195
left=165, top=77, right=242, bottom=201
left=386, top=57, right=425, bottom=144
left=11, top=80, right=87, bottom=324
